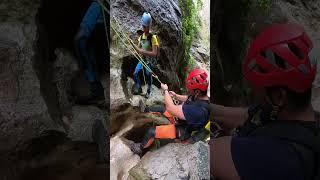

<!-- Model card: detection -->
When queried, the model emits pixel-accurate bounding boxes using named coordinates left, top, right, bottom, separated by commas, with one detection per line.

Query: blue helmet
left=141, top=12, right=152, bottom=26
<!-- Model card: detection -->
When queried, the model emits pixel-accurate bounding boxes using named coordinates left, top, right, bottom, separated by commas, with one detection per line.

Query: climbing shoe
left=75, top=81, right=105, bottom=105
left=139, top=99, right=146, bottom=113
left=145, top=91, right=151, bottom=99
left=132, top=86, right=142, bottom=95
left=130, top=143, right=143, bottom=155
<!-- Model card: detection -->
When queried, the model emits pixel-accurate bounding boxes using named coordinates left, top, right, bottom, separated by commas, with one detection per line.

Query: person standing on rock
left=130, top=68, right=210, bottom=155
left=131, top=12, right=160, bottom=99
left=74, top=0, right=106, bottom=105
left=210, top=23, right=320, bottom=180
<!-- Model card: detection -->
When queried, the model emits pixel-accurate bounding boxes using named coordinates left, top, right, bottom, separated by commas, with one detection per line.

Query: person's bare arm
left=210, top=137, right=240, bottom=180
left=169, top=91, right=188, bottom=102
left=161, top=84, right=186, bottom=120
left=132, top=43, right=158, bottom=57
left=209, top=104, right=248, bottom=130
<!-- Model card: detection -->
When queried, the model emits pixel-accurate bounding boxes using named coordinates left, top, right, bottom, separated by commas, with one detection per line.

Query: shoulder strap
left=147, top=33, right=153, bottom=45
left=250, top=121, right=320, bottom=180
left=138, top=35, right=143, bottom=47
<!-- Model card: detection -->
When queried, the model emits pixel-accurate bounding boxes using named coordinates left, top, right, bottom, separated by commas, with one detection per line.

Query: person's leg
left=87, top=44, right=104, bottom=97
left=133, top=62, right=143, bottom=94
left=74, top=28, right=104, bottom=104
left=74, top=29, right=95, bottom=82
left=131, top=124, right=176, bottom=154
left=145, top=105, right=165, bottom=113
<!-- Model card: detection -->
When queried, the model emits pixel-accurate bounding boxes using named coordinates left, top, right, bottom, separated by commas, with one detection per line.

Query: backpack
left=137, top=30, right=160, bottom=59
left=237, top=106, right=320, bottom=180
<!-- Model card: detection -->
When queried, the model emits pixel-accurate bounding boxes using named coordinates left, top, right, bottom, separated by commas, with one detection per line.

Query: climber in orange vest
left=130, top=68, right=210, bottom=155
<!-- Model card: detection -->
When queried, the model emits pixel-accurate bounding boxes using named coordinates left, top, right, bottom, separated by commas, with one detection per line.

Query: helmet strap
left=264, top=93, right=282, bottom=121
left=193, top=89, right=201, bottom=100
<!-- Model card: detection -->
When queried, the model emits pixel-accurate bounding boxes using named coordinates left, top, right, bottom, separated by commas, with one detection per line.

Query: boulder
left=110, top=136, right=140, bottom=180
left=129, top=142, right=210, bottom=180
left=0, top=22, right=61, bottom=151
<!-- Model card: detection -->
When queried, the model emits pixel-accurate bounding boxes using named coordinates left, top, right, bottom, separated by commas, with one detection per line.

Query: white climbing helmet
left=141, top=12, right=152, bottom=27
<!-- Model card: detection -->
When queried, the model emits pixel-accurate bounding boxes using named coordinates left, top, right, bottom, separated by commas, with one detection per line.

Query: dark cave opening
left=34, top=0, right=109, bottom=121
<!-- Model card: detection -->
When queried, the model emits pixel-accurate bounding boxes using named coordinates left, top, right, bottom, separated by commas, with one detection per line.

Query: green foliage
left=178, top=0, right=202, bottom=81
left=239, top=0, right=271, bottom=13
left=250, top=0, right=271, bottom=14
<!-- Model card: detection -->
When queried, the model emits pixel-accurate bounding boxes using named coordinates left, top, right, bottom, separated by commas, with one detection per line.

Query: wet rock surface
left=110, top=137, right=140, bottom=180
left=129, top=142, right=210, bottom=180
left=0, top=130, right=107, bottom=180
left=0, top=21, right=61, bottom=152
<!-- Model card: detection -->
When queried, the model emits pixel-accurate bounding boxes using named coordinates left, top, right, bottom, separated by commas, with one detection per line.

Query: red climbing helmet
left=243, top=23, right=316, bottom=93
left=186, top=68, right=209, bottom=92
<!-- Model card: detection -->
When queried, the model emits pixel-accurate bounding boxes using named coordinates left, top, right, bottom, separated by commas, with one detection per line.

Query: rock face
left=0, top=130, right=106, bottom=180
left=110, top=0, right=184, bottom=109
left=67, top=106, right=107, bottom=140
left=53, top=48, right=80, bottom=115
left=1, top=0, right=108, bottom=178
left=110, top=137, right=140, bottom=180
left=129, top=142, right=210, bottom=180
left=0, top=15, right=61, bottom=151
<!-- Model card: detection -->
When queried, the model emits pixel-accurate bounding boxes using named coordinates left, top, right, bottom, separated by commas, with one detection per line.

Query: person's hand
left=136, top=48, right=142, bottom=54
left=161, top=83, right=168, bottom=91
left=169, top=91, right=176, bottom=97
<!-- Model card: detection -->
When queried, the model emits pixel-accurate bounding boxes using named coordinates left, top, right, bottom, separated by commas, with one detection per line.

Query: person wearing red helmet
left=211, top=23, right=320, bottom=180
left=130, top=68, right=210, bottom=155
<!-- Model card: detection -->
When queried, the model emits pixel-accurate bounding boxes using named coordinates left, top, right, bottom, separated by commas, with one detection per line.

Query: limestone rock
left=129, top=142, right=210, bottom=180
left=0, top=22, right=60, bottom=151
left=110, top=136, right=140, bottom=180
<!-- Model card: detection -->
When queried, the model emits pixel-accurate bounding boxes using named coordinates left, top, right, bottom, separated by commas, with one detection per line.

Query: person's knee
left=146, top=127, right=156, bottom=137
left=133, top=71, right=139, bottom=77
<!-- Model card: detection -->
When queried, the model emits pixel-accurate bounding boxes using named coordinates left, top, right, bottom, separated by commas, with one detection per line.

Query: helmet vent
left=298, top=64, right=309, bottom=75
left=274, top=53, right=288, bottom=69
left=248, top=59, right=256, bottom=70
left=193, top=77, right=199, bottom=83
left=261, top=50, right=288, bottom=70
left=264, top=50, right=276, bottom=65
left=256, top=64, right=267, bottom=74
left=288, top=42, right=304, bottom=60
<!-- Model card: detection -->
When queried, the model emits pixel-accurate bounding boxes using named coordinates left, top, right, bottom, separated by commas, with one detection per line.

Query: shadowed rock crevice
left=34, top=0, right=108, bottom=120
left=0, top=0, right=109, bottom=178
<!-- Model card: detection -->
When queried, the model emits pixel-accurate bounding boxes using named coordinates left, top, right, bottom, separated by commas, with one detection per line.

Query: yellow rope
left=111, top=17, right=163, bottom=84
left=111, top=22, right=151, bottom=72
left=97, top=0, right=163, bottom=85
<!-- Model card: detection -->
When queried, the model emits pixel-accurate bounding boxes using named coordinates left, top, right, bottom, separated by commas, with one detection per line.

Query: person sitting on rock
left=131, top=12, right=160, bottom=99
left=210, top=23, right=320, bottom=180
left=130, top=68, right=210, bottom=155
left=74, top=0, right=106, bottom=105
